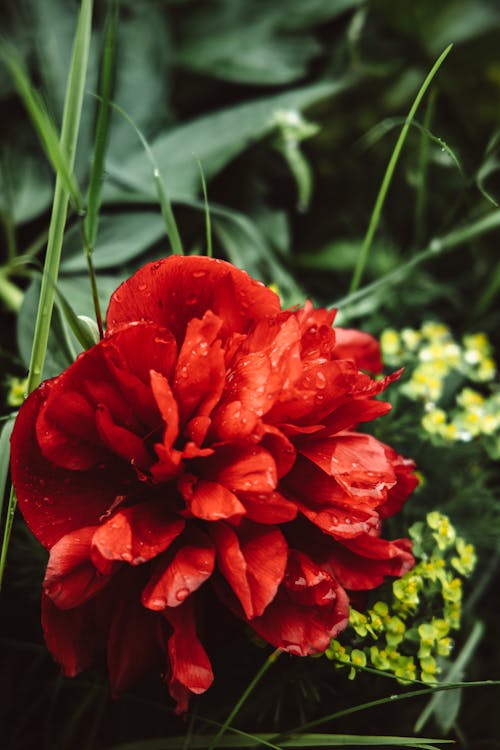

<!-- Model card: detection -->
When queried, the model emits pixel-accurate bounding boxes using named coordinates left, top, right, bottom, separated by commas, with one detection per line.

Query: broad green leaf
left=103, top=79, right=354, bottom=202
left=0, top=141, right=53, bottom=225
left=176, top=0, right=364, bottom=85
left=106, top=3, right=172, bottom=161
left=60, top=211, right=168, bottom=272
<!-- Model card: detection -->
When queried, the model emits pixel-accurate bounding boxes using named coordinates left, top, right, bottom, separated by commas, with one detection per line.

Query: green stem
left=0, top=272, right=23, bottom=312
left=336, top=209, right=500, bottom=314
left=207, top=649, right=281, bottom=750
left=349, top=44, right=452, bottom=294
left=0, top=0, right=93, bottom=590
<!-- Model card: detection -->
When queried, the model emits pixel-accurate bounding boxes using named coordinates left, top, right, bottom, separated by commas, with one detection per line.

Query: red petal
left=211, top=522, right=287, bottom=618
left=328, top=535, right=414, bottom=590
left=204, top=444, right=277, bottom=493
left=240, top=491, right=298, bottom=524
left=150, top=370, right=179, bottom=451
left=163, top=596, right=214, bottom=711
left=318, top=399, right=392, bottom=436
left=33, top=323, right=176, bottom=472
left=96, top=403, right=152, bottom=469
left=173, top=311, right=225, bottom=425
left=106, top=256, right=280, bottom=343
left=107, top=582, right=162, bottom=695
left=41, top=592, right=96, bottom=676
left=260, top=426, right=296, bottom=478
left=250, top=556, right=349, bottom=655
left=11, top=385, right=129, bottom=549
left=91, top=499, right=185, bottom=571
left=377, top=447, right=418, bottom=519
left=333, top=328, right=383, bottom=373
left=284, top=457, right=379, bottom=538
left=142, top=530, right=215, bottom=610
left=44, top=526, right=112, bottom=609
left=180, top=478, right=246, bottom=521
left=300, top=432, right=396, bottom=501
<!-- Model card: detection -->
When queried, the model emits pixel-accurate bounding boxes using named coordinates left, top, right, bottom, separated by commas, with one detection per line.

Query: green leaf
left=103, top=79, right=354, bottom=202
left=106, top=3, right=172, bottom=162
left=0, top=142, right=53, bottom=225
left=61, top=211, right=168, bottom=272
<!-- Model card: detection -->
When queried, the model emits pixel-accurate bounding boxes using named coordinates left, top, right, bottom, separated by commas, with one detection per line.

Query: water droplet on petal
left=176, top=587, right=190, bottom=602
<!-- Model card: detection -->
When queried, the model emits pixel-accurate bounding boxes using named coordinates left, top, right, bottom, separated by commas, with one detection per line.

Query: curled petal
left=179, top=476, right=246, bottom=521
left=251, top=554, right=349, bottom=655
left=11, top=385, right=128, bottom=549
left=41, top=593, right=96, bottom=677
left=328, top=535, right=414, bottom=590
left=300, top=432, right=396, bottom=501
left=211, top=522, right=287, bottom=619
left=44, top=526, right=111, bottom=609
left=163, top=597, right=214, bottom=713
left=333, top=328, right=383, bottom=373
left=173, top=311, right=225, bottom=425
left=91, top=499, right=185, bottom=572
left=203, top=444, right=277, bottom=494
left=240, top=491, right=298, bottom=524
left=142, top=529, right=215, bottom=610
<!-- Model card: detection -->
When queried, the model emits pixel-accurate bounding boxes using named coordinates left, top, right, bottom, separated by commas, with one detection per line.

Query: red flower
left=11, top=256, right=417, bottom=711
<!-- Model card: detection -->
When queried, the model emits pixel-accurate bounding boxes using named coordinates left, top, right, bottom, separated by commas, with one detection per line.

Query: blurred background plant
left=0, top=0, right=499, bottom=748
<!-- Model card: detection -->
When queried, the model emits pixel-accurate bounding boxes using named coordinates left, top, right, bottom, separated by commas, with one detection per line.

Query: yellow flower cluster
left=7, top=376, right=28, bottom=407
left=380, top=322, right=499, bottom=448
left=326, top=512, right=476, bottom=684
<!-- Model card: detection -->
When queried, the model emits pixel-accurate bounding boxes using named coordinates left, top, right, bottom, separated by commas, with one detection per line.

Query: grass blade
left=85, top=0, right=118, bottom=248
left=207, top=649, right=281, bottom=750
left=197, top=159, right=213, bottom=257
left=349, top=44, right=453, bottom=293
left=334, top=209, right=500, bottom=319
left=0, top=0, right=94, bottom=589
left=103, top=98, right=183, bottom=256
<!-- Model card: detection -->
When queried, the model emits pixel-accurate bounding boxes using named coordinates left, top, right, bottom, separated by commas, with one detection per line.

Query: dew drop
left=315, top=371, right=326, bottom=388
left=149, top=597, right=166, bottom=609
left=138, top=283, right=147, bottom=292
left=176, top=587, right=190, bottom=602
left=193, top=271, right=207, bottom=279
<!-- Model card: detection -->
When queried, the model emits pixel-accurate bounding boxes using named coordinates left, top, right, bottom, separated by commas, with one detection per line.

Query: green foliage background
left=0, top=1, right=498, bottom=748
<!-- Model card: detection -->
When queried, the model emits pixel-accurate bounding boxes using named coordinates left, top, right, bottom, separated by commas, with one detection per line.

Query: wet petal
left=44, top=526, right=112, bottom=609
left=328, top=535, right=414, bottom=590
left=163, top=596, right=214, bottom=712
left=106, top=255, right=280, bottom=343
left=143, top=529, right=215, bottom=610
left=91, top=498, right=185, bottom=572
left=211, top=522, right=287, bottom=618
